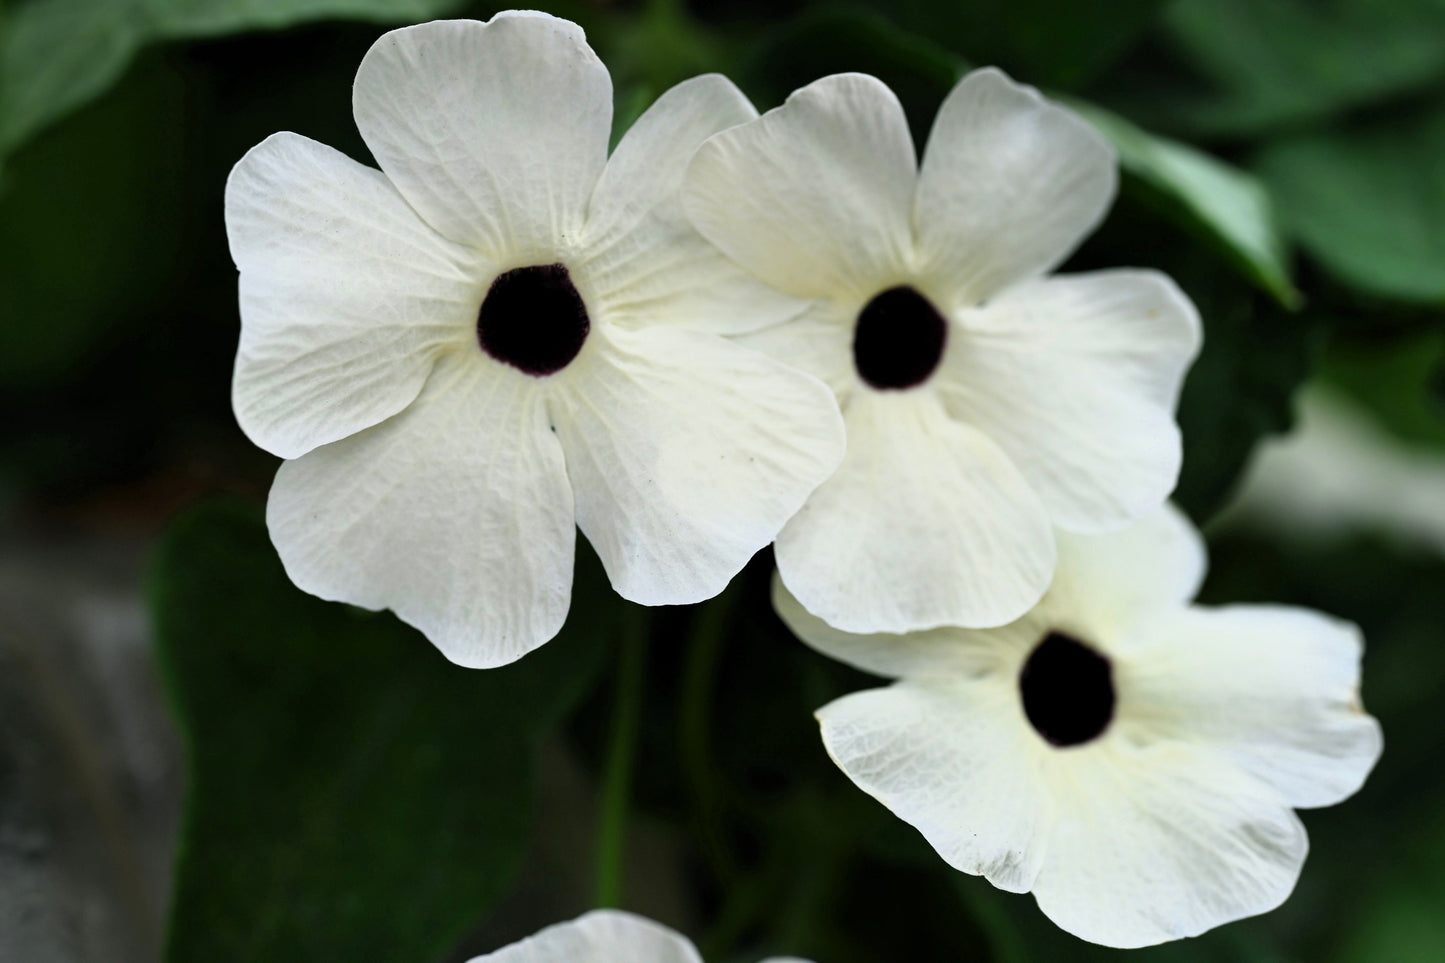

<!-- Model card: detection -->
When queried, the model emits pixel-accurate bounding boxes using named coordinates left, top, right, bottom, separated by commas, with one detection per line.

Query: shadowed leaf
left=150, top=500, right=610, bottom=962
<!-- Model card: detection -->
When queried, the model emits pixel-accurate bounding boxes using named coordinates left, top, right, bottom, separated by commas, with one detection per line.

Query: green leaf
left=1334, top=817, right=1445, bottom=963
left=150, top=500, right=611, bottom=962
left=1148, top=0, right=1445, bottom=137
left=741, top=5, right=964, bottom=145
left=1069, top=101, right=1301, bottom=309
left=1319, top=330, right=1445, bottom=449
left=0, top=0, right=466, bottom=158
left=870, top=0, right=1165, bottom=90
left=1149, top=248, right=1324, bottom=520
left=0, top=53, right=191, bottom=390
left=1257, top=108, right=1445, bottom=305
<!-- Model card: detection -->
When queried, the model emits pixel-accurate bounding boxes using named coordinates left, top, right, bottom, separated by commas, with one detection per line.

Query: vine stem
left=679, top=585, right=739, bottom=883
left=594, top=603, right=649, bottom=908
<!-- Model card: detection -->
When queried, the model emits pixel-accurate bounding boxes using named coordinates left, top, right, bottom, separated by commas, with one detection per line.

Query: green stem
left=594, top=604, right=648, bottom=908
left=679, top=585, right=739, bottom=883
left=698, top=843, right=789, bottom=958
left=775, top=799, right=850, bottom=954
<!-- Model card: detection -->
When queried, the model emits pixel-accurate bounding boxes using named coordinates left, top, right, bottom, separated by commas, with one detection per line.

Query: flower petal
left=226, top=132, right=481, bottom=459
left=467, top=910, right=701, bottom=963
left=353, top=14, right=612, bottom=258
left=267, top=354, right=574, bottom=669
left=818, top=681, right=1053, bottom=893
left=738, top=299, right=859, bottom=401
left=549, top=326, right=845, bottom=606
left=1125, top=605, right=1382, bottom=809
left=937, top=270, right=1200, bottom=533
left=684, top=73, right=916, bottom=300
left=915, top=68, right=1116, bottom=304
left=1031, top=741, right=1307, bottom=948
left=774, top=572, right=1045, bottom=680
left=775, top=390, right=1055, bottom=633
left=1044, top=503, right=1208, bottom=640
left=582, top=74, right=807, bottom=336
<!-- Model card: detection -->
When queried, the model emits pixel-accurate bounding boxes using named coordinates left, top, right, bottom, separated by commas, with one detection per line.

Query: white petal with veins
left=775, top=389, right=1055, bottom=633
left=936, top=270, right=1200, bottom=533
left=684, top=73, right=917, bottom=300
left=353, top=14, right=612, bottom=259
left=914, top=67, right=1116, bottom=305
left=267, top=353, right=574, bottom=669
left=226, top=132, right=482, bottom=459
left=551, top=324, right=844, bottom=606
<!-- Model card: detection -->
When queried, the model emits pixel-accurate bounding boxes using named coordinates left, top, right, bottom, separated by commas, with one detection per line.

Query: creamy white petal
left=226, top=132, right=481, bottom=459
left=1031, top=741, right=1307, bottom=948
left=1126, top=605, right=1382, bottom=809
left=549, top=325, right=844, bottom=606
left=775, top=390, right=1055, bottom=633
left=684, top=73, right=916, bottom=300
left=938, top=271, right=1200, bottom=533
left=467, top=910, right=701, bottom=963
left=1044, top=503, right=1208, bottom=640
left=267, top=354, right=573, bottom=668
left=583, top=74, right=807, bottom=336
left=774, top=572, right=1045, bottom=680
left=818, top=681, right=1053, bottom=892
left=915, top=68, right=1116, bottom=304
left=738, top=299, right=859, bottom=401
left=353, top=14, right=611, bottom=259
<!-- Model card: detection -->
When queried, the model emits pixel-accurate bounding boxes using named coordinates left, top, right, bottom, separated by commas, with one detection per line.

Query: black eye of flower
left=852, top=285, right=949, bottom=390
left=477, top=263, right=590, bottom=376
left=1019, top=631, right=1116, bottom=747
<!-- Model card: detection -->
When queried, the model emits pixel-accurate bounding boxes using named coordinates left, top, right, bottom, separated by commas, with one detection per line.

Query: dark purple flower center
left=852, top=285, right=948, bottom=389
left=477, top=263, right=589, bottom=376
left=1019, top=631, right=1116, bottom=747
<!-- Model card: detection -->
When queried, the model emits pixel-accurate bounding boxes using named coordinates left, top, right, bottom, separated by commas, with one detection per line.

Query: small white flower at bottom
left=466, top=909, right=812, bottom=963
left=774, top=505, right=1382, bottom=948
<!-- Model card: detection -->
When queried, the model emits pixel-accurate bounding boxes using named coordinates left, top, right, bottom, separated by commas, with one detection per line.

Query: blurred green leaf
left=1258, top=108, right=1445, bottom=305
left=0, top=0, right=466, bottom=159
left=604, top=0, right=730, bottom=121
left=741, top=5, right=962, bottom=144
left=1150, top=0, right=1445, bottom=137
left=875, top=0, right=1165, bottom=89
left=150, top=500, right=610, bottom=962
left=1174, top=291, right=1324, bottom=521
left=1319, top=330, right=1445, bottom=449
left=1070, top=101, right=1300, bottom=308
left=1334, top=816, right=1445, bottom=963
left=0, top=53, right=190, bottom=389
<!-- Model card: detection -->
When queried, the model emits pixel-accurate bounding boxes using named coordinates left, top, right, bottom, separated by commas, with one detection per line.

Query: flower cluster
left=225, top=11, right=1381, bottom=952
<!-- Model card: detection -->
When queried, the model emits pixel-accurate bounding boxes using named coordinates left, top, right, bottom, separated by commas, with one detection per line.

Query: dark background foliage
left=2, top=0, right=1444, bottom=960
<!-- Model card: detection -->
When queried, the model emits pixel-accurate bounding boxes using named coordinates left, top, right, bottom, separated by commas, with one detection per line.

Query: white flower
left=684, top=68, right=1202, bottom=634
left=224, top=14, right=846, bottom=668
left=774, top=505, right=1382, bottom=948
left=466, top=909, right=811, bottom=963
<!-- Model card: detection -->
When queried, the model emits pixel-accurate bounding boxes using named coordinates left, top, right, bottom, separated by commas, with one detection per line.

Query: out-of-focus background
left=3, top=1, right=1445, bottom=961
